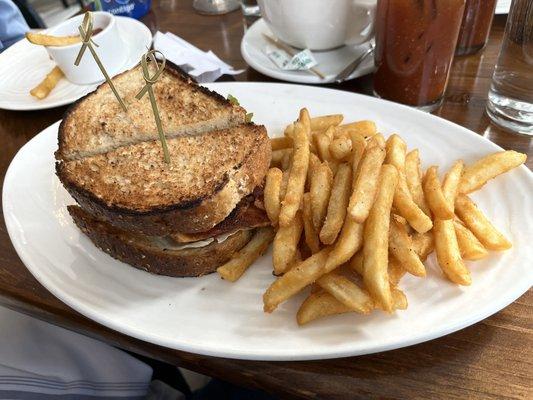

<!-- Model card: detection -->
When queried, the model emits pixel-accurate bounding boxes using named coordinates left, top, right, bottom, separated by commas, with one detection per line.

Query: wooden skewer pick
left=135, top=50, right=170, bottom=163
left=74, top=12, right=127, bottom=112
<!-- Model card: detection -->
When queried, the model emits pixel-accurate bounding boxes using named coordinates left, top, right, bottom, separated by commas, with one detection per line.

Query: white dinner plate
left=0, top=17, right=152, bottom=111
left=241, top=19, right=375, bottom=84
left=3, top=83, right=533, bottom=361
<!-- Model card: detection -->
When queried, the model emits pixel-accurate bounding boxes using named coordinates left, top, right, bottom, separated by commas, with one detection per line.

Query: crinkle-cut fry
left=271, top=149, right=290, bottom=169
left=386, top=135, right=433, bottom=233
left=412, top=232, right=434, bottom=261
left=272, top=211, right=303, bottom=275
left=30, top=66, right=64, bottom=99
left=460, top=150, right=527, bottom=194
left=442, top=160, right=464, bottom=208
left=319, top=163, right=352, bottom=244
left=310, top=161, right=333, bottom=231
left=389, top=217, right=426, bottom=277
left=309, top=114, right=343, bottom=131
left=264, top=168, right=283, bottom=225
left=26, top=31, right=80, bottom=46
left=433, top=218, right=472, bottom=285
left=454, top=219, right=489, bottom=260
left=217, top=227, right=274, bottom=282
left=363, top=164, right=398, bottom=312
left=423, top=166, right=455, bottom=220
left=317, top=272, right=374, bottom=314
left=263, top=248, right=330, bottom=313
left=405, top=149, right=430, bottom=216
left=455, top=194, right=512, bottom=251
left=302, top=193, right=321, bottom=253
left=270, top=137, right=292, bottom=151
left=348, top=144, right=387, bottom=223
left=337, top=120, right=377, bottom=139
left=279, top=121, right=310, bottom=226
left=329, top=136, right=352, bottom=161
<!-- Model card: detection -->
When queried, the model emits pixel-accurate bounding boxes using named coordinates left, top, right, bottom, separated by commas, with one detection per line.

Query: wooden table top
left=0, top=2, right=531, bottom=399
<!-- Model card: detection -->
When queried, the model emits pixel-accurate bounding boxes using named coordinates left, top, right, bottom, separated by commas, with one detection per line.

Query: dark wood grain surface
left=0, top=2, right=531, bottom=399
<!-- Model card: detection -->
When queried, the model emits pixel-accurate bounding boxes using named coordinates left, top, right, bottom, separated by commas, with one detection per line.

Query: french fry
left=217, top=227, right=274, bottom=281
left=272, top=211, right=303, bottom=275
left=412, top=232, right=434, bottom=261
left=460, top=150, right=527, bottom=194
left=26, top=31, right=80, bottom=46
left=310, top=161, right=333, bottom=231
left=405, top=149, right=430, bottom=216
left=433, top=218, right=472, bottom=285
left=348, top=252, right=364, bottom=276
left=264, top=168, right=283, bottom=225
left=442, top=160, right=464, bottom=208
left=297, top=289, right=351, bottom=325
left=325, top=217, right=364, bottom=271
left=319, top=163, right=352, bottom=244
left=280, top=171, right=289, bottom=200
left=30, top=66, right=64, bottom=99
left=349, top=133, right=367, bottom=172
left=307, top=152, right=320, bottom=188
left=284, top=123, right=294, bottom=138
left=271, top=149, right=290, bottom=169
left=337, top=120, right=377, bottom=139
left=455, top=194, right=512, bottom=251
left=329, top=136, right=352, bottom=161
left=386, top=135, right=433, bottom=233
left=281, top=149, right=292, bottom=170
left=317, top=272, right=374, bottom=314
left=363, top=164, right=398, bottom=312
left=297, top=285, right=407, bottom=325
left=271, top=137, right=292, bottom=151
left=388, top=257, right=407, bottom=286
left=315, top=131, right=333, bottom=162
left=423, top=166, right=454, bottom=220
left=310, top=114, right=343, bottom=131
left=264, top=248, right=330, bottom=312
left=279, top=121, right=310, bottom=226
left=389, top=217, right=426, bottom=277
left=348, top=143, right=386, bottom=223
left=302, top=193, right=321, bottom=253
left=454, top=219, right=489, bottom=260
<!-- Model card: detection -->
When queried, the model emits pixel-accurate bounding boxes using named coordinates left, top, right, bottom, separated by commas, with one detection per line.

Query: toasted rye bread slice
left=68, top=205, right=253, bottom=277
left=57, top=63, right=245, bottom=161
left=57, top=124, right=271, bottom=236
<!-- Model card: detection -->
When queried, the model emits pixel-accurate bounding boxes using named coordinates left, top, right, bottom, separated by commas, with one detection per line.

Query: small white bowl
left=45, top=12, right=128, bottom=85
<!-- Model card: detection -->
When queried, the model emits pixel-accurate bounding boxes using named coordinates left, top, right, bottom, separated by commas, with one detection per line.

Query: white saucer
left=241, top=19, right=375, bottom=84
left=0, top=17, right=152, bottom=111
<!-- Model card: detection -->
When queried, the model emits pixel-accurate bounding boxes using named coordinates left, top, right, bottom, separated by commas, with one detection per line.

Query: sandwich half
left=57, top=63, right=272, bottom=277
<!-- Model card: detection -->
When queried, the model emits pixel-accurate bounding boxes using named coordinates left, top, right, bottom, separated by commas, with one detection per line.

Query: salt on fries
left=30, top=66, right=64, bottom=100
left=217, top=108, right=526, bottom=326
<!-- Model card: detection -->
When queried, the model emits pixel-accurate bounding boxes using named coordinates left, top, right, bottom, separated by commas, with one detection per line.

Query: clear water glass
left=486, top=0, right=533, bottom=135
left=240, top=0, right=260, bottom=17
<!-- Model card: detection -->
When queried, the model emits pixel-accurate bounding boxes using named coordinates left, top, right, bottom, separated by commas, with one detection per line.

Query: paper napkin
left=153, top=31, right=244, bottom=83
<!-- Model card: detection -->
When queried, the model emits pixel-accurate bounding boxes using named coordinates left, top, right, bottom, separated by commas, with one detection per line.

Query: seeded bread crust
left=57, top=124, right=271, bottom=236
left=68, top=205, right=253, bottom=277
left=56, top=62, right=246, bottom=161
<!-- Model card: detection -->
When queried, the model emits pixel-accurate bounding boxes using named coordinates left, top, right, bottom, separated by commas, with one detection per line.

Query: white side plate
left=0, top=17, right=152, bottom=111
left=3, top=83, right=532, bottom=361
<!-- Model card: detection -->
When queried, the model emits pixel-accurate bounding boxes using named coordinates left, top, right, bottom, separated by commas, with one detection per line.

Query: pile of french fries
left=218, top=108, right=527, bottom=326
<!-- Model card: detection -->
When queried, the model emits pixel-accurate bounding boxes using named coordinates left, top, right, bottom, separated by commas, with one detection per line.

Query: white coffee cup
left=258, top=0, right=376, bottom=51
left=45, top=12, right=127, bottom=85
